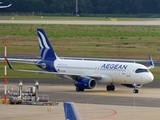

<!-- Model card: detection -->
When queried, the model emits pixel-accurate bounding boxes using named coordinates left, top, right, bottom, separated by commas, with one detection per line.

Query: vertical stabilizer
left=37, top=28, right=57, bottom=61
left=63, top=102, right=82, bottom=120
left=148, top=54, right=154, bottom=69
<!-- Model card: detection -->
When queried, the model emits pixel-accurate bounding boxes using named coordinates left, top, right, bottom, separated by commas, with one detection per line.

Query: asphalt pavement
left=1, top=20, right=160, bottom=26
left=0, top=78, right=159, bottom=88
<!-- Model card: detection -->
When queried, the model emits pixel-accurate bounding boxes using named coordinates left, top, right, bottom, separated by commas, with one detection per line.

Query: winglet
left=63, top=102, right=82, bottom=120
left=8, top=4, right=12, bottom=7
left=6, top=59, right=13, bottom=69
left=148, top=54, right=154, bottom=69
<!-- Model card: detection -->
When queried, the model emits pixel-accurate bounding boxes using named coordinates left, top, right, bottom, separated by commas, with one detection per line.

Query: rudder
left=37, top=28, right=57, bottom=61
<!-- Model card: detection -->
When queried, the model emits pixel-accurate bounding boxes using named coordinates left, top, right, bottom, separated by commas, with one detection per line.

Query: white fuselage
left=54, top=58, right=154, bottom=85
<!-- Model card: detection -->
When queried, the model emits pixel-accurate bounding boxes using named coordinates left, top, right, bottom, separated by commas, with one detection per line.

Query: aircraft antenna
left=76, top=0, right=78, bottom=16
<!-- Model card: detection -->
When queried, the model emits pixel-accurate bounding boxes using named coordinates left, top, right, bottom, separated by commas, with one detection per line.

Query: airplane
left=7, top=28, right=154, bottom=93
left=0, top=2, right=11, bottom=9
left=63, top=102, right=82, bottom=120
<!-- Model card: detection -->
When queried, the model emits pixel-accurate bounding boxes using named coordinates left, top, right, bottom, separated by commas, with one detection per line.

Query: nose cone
left=150, top=73, right=154, bottom=82
left=147, top=72, right=154, bottom=83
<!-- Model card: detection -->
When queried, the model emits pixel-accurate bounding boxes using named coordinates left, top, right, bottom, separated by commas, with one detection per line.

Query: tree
left=1, top=0, right=160, bottom=14
left=29, top=0, right=47, bottom=12
left=97, top=0, right=112, bottom=14
left=50, top=0, right=75, bottom=13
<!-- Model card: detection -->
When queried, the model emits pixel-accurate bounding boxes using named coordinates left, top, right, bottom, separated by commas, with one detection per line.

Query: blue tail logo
left=63, top=102, right=82, bottom=120
left=37, top=28, right=57, bottom=61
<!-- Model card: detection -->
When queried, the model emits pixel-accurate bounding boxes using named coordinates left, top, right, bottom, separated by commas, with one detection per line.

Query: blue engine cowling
left=74, top=78, right=97, bottom=89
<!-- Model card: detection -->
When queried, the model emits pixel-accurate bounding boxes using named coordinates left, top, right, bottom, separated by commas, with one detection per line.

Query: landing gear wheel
left=111, top=85, right=115, bottom=91
left=76, top=87, right=81, bottom=92
left=76, top=87, right=84, bottom=92
left=133, top=89, right=138, bottom=93
left=106, top=85, right=115, bottom=91
left=80, top=88, right=84, bottom=92
left=106, top=85, right=111, bottom=91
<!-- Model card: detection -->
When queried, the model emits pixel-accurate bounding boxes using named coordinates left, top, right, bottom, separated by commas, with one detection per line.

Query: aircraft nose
left=148, top=73, right=154, bottom=82
left=150, top=73, right=154, bottom=82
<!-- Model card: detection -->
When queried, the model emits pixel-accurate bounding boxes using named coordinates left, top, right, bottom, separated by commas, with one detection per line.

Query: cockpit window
left=135, top=68, right=149, bottom=73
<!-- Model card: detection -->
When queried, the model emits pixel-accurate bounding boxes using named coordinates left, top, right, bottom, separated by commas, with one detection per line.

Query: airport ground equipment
left=8, top=81, right=50, bottom=105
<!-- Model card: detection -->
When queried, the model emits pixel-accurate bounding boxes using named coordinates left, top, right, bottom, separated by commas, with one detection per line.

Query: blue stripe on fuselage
left=35, top=60, right=57, bottom=72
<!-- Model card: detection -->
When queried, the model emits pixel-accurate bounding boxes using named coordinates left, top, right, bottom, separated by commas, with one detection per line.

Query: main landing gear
left=76, top=87, right=84, bottom=92
left=106, top=84, right=115, bottom=91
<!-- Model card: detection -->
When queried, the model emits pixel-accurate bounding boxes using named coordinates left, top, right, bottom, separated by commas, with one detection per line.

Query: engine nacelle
left=74, top=78, right=97, bottom=89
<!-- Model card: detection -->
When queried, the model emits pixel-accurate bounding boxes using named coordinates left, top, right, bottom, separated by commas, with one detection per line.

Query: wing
left=0, top=58, right=38, bottom=64
left=6, top=59, right=102, bottom=81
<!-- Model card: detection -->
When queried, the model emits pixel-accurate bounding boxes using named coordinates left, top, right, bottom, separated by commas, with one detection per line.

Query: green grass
left=0, top=24, right=160, bottom=59
left=150, top=67, right=160, bottom=80
left=0, top=24, right=160, bottom=79
left=0, top=15, right=154, bottom=21
left=0, top=62, right=58, bottom=79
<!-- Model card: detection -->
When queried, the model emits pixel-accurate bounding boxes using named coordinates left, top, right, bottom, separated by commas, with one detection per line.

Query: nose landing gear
left=133, top=89, right=138, bottom=93
left=133, top=84, right=142, bottom=93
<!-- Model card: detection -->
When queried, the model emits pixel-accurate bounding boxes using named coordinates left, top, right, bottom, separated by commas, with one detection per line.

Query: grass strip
left=0, top=24, right=160, bottom=59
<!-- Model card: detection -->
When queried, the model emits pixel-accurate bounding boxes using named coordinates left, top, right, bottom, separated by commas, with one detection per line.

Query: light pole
left=76, top=0, right=78, bottom=16
left=4, top=38, right=7, bottom=104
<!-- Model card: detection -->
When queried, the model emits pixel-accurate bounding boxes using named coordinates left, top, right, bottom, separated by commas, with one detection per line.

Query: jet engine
left=74, top=78, right=97, bottom=89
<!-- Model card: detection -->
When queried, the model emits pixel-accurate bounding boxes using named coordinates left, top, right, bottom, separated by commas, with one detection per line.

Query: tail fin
left=37, top=28, right=57, bottom=61
left=148, top=54, right=154, bottom=69
left=63, top=102, right=82, bottom=120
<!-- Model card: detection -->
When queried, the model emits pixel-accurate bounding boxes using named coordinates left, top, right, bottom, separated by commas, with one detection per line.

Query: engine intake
left=74, top=78, right=97, bottom=89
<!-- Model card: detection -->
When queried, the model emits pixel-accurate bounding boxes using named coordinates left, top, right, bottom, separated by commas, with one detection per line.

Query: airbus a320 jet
left=7, top=28, right=154, bottom=93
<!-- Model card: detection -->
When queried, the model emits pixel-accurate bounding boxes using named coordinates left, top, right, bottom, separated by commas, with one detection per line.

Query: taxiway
left=1, top=20, right=160, bottom=26
left=0, top=79, right=160, bottom=120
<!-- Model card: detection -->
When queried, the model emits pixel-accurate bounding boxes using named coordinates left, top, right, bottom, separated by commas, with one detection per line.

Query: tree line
left=2, top=0, right=160, bottom=14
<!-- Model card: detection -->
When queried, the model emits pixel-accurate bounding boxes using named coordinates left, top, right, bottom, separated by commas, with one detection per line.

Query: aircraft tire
left=133, top=89, right=138, bottom=93
left=76, top=87, right=81, bottom=92
left=111, top=85, right=115, bottom=91
left=80, top=88, right=84, bottom=92
left=106, top=85, right=111, bottom=91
